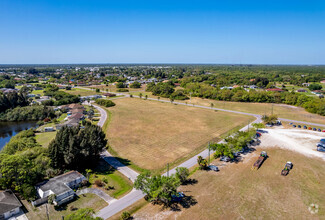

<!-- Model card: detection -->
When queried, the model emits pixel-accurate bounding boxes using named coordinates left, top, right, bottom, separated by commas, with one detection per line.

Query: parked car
left=313, top=128, right=317, bottom=131
left=289, top=122, right=293, bottom=125
left=220, top=156, right=231, bottom=162
left=293, top=125, right=296, bottom=128
left=308, top=127, right=312, bottom=130
left=172, top=192, right=185, bottom=202
left=256, top=132, right=261, bottom=137
left=303, top=125, right=307, bottom=129
left=208, top=165, right=219, bottom=172
left=323, top=130, right=325, bottom=132
left=320, top=139, right=325, bottom=144
left=298, top=125, right=301, bottom=128
left=318, top=128, right=322, bottom=132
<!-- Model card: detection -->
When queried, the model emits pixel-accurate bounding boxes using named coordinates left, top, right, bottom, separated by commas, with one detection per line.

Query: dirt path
left=259, top=128, right=325, bottom=161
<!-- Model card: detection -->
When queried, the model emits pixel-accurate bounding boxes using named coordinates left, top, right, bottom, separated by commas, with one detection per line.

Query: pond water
left=0, top=121, right=38, bottom=150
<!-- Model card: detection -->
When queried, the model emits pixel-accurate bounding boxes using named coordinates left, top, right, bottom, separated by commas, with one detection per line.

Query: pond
left=0, top=121, right=38, bottom=150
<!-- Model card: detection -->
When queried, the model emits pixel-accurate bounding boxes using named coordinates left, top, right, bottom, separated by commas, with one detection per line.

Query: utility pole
left=46, top=203, right=49, bottom=220
left=167, top=163, right=169, bottom=177
left=248, top=120, right=250, bottom=132
left=208, top=142, right=210, bottom=165
left=271, top=103, right=274, bottom=115
left=190, top=92, right=192, bottom=103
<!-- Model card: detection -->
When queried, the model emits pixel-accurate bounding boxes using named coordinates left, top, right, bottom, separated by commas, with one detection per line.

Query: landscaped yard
left=134, top=148, right=325, bottom=219
left=88, top=159, right=133, bottom=199
left=105, top=98, right=254, bottom=171
left=23, top=193, right=107, bottom=220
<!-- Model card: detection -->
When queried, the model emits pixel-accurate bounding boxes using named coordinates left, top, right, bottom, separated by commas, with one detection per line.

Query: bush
left=103, top=177, right=108, bottom=184
left=95, top=99, right=116, bottom=108
left=94, top=179, right=104, bottom=187
left=117, top=88, right=129, bottom=92
left=175, top=167, right=189, bottom=184
left=121, top=211, right=131, bottom=220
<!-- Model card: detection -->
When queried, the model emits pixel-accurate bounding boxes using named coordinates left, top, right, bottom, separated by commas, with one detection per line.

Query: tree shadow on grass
left=170, top=195, right=198, bottom=211
left=182, top=178, right=198, bottom=186
left=114, top=157, right=132, bottom=166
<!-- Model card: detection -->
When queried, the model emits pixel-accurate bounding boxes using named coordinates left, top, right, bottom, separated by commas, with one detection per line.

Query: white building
left=35, top=171, right=86, bottom=206
left=0, top=190, right=22, bottom=219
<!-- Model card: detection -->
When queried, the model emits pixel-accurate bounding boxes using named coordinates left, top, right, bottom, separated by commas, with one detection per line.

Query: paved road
left=79, top=87, right=325, bottom=219
left=77, top=188, right=116, bottom=204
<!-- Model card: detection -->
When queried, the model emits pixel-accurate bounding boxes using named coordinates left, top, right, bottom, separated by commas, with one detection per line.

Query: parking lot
left=259, top=127, right=325, bottom=161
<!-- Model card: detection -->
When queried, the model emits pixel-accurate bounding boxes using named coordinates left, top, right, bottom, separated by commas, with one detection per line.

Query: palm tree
left=86, top=169, right=92, bottom=181
left=139, top=93, right=143, bottom=99
left=210, top=103, right=214, bottom=109
left=145, top=95, right=148, bottom=100
left=158, top=97, right=160, bottom=101
left=170, top=97, right=174, bottom=104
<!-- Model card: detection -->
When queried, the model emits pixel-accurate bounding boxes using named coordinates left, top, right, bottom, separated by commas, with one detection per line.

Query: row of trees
left=0, top=105, right=55, bottom=121
left=146, top=82, right=189, bottom=100
left=211, top=130, right=256, bottom=159
left=134, top=167, right=190, bottom=206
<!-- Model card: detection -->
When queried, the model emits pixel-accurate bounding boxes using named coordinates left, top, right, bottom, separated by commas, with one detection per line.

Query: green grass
left=65, top=88, right=98, bottom=96
left=24, top=193, right=107, bottom=220
left=30, top=89, right=44, bottom=96
left=35, top=131, right=57, bottom=147
left=88, top=159, right=133, bottom=199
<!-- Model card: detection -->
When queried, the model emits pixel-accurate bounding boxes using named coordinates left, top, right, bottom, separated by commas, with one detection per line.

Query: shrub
left=103, top=177, right=109, bottom=184
left=95, top=99, right=116, bottom=108
left=94, top=179, right=104, bottom=187
left=121, top=211, right=131, bottom=220
left=117, top=88, right=129, bottom=92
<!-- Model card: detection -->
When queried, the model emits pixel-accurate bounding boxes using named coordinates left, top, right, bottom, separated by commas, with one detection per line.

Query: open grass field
left=65, top=88, right=98, bottom=96
left=89, top=159, right=133, bottom=199
left=134, top=148, right=325, bottom=219
left=178, top=97, right=325, bottom=125
left=86, top=84, right=146, bottom=93
left=127, top=88, right=325, bottom=125
left=23, top=193, right=107, bottom=220
left=35, top=131, right=57, bottom=147
left=106, top=98, right=254, bottom=171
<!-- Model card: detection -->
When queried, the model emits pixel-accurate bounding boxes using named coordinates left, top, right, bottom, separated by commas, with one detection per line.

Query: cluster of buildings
left=56, top=103, right=85, bottom=129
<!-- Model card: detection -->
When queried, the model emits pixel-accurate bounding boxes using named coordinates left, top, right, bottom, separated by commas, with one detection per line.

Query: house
left=0, top=190, right=23, bottom=219
left=35, top=171, right=86, bottom=206
left=297, top=89, right=308, bottom=93
left=249, top=85, right=258, bottom=89
left=320, top=80, right=325, bottom=84
left=266, top=88, right=284, bottom=92
left=44, top=127, right=55, bottom=132
left=103, top=93, right=116, bottom=97
left=232, top=85, right=240, bottom=88
left=69, top=113, right=85, bottom=120
left=302, top=83, right=310, bottom=87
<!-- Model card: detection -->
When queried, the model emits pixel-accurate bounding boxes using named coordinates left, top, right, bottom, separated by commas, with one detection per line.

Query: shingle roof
left=0, top=190, right=22, bottom=215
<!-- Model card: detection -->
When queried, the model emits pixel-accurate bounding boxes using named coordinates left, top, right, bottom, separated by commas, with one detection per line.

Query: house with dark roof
left=35, top=171, right=86, bottom=206
left=0, top=190, right=23, bottom=219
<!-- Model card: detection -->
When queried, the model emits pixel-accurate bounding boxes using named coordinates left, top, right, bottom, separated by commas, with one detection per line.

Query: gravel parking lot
left=259, top=128, right=325, bottom=161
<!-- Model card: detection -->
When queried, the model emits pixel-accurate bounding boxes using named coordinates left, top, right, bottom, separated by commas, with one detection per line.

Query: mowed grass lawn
left=65, top=88, right=98, bottom=96
left=106, top=98, right=254, bottom=171
left=135, top=148, right=325, bottom=219
left=35, top=131, right=57, bottom=147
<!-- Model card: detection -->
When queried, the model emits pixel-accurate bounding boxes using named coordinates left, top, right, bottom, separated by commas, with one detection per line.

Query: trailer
left=281, top=161, right=293, bottom=176
left=252, top=151, right=267, bottom=170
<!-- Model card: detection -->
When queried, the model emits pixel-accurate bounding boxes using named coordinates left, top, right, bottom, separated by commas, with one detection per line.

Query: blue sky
left=0, top=0, right=324, bottom=64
